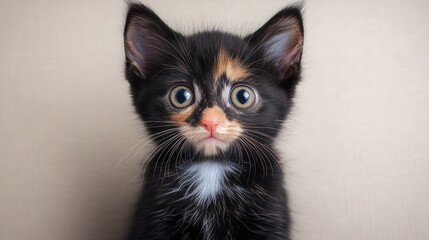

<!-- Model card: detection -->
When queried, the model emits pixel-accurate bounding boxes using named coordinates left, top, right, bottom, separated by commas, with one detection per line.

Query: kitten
left=123, top=3, right=303, bottom=240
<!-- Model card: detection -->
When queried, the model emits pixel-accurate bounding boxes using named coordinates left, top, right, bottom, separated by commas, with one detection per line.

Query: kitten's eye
left=169, top=85, right=194, bottom=108
left=230, top=85, right=256, bottom=109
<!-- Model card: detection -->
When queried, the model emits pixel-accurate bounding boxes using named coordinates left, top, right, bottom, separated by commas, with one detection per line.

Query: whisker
left=117, top=128, right=178, bottom=166
left=137, top=130, right=182, bottom=177
left=243, top=134, right=282, bottom=171
left=162, top=136, right=187, bottom=183
left=239, top=135, right=269, bottom=179
left=152, top=134, right=184, bottom=180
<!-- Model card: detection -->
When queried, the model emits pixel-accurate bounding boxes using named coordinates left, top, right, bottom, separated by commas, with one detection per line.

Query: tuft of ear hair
left=246, top=5, right=304, bottom=82
left=124, top=4, right=181, bottom=79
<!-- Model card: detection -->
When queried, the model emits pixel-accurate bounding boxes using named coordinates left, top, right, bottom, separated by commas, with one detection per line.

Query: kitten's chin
left=198, top=137, right=229, bottom=156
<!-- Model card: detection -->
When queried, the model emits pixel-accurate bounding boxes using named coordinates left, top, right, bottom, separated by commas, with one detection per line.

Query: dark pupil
left=237, top=89, right=250, bottom=104
left=176, top=88, right=190, bottom=104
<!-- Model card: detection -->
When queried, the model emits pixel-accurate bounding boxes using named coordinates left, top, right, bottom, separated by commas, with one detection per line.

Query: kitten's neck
left=145, top=145, right=284, bottom=185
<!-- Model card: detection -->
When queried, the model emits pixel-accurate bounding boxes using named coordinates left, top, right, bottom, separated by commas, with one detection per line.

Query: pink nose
left=201, top=117, right=221, bottom=134
left=200, top=107, right=224, bottom=135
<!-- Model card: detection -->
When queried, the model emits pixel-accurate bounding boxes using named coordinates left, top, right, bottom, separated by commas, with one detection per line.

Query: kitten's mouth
left=197, top=133, right=229, bottom=156
left=203, top=135, right=224, bottom=143
left=179, top=122, right=243, bottom=156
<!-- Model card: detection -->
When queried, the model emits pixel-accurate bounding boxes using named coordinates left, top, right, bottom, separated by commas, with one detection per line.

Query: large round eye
left=230, top=85, right=256, bottom=109
left=169, top=85, right=194, bottom=108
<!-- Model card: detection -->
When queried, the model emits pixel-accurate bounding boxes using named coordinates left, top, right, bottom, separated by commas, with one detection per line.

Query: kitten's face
left=124, top=4, right=303, bottom=157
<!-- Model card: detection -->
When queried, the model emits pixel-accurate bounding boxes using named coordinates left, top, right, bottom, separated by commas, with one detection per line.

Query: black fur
left=123, top=3, right=303, bottom=240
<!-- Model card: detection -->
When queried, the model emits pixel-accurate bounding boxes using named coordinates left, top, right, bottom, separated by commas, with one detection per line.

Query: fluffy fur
left=123, top=3, right=304, bottom=240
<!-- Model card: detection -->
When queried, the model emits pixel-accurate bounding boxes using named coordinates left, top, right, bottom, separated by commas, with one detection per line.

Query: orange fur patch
left=201, top=106, right=226, bottom=123
left=213, top=49, right=250, bottom=82
left=171, top=107, right=194, bottom=125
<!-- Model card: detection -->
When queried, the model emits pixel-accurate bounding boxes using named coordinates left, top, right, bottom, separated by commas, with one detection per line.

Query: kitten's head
left=124, top=4, right=303, bottom=157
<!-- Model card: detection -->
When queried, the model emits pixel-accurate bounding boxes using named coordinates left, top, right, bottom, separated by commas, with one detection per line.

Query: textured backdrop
left=1, top=0, right=428, bottom=239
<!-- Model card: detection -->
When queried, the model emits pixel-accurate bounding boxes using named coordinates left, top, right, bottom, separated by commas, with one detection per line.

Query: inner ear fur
left=246, top=6, right=304, bottom=80
left=124, top=3, right=182, bottom=78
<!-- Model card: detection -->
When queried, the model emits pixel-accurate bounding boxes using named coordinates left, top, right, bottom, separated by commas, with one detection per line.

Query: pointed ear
left=246, top=6, right=304, bottom=80
left=124, top=4, right=180, bottom=78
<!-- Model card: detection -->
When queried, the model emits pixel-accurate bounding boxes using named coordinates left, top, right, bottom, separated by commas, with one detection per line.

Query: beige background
left=1, top=0, right=429, bottom=239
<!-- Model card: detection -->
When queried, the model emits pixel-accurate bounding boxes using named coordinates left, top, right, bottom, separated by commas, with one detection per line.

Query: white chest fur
left=182, top=162, right=235, bottom=204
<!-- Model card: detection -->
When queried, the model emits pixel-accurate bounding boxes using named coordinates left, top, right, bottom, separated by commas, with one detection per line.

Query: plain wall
left=1, top=0, right=429, bottom=239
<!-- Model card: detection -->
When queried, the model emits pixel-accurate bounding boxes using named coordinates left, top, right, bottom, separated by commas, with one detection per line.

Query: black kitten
left=123, top=3, right=303, bottom=240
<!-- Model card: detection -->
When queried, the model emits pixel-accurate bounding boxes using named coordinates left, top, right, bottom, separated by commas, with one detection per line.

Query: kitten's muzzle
left=200, top=107, right=225, bottom=136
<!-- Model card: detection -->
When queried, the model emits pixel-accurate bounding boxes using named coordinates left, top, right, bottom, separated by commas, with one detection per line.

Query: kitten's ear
left=124, top=4, right=180, bottom=78
left=246, top=6, right=304, bottom=81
